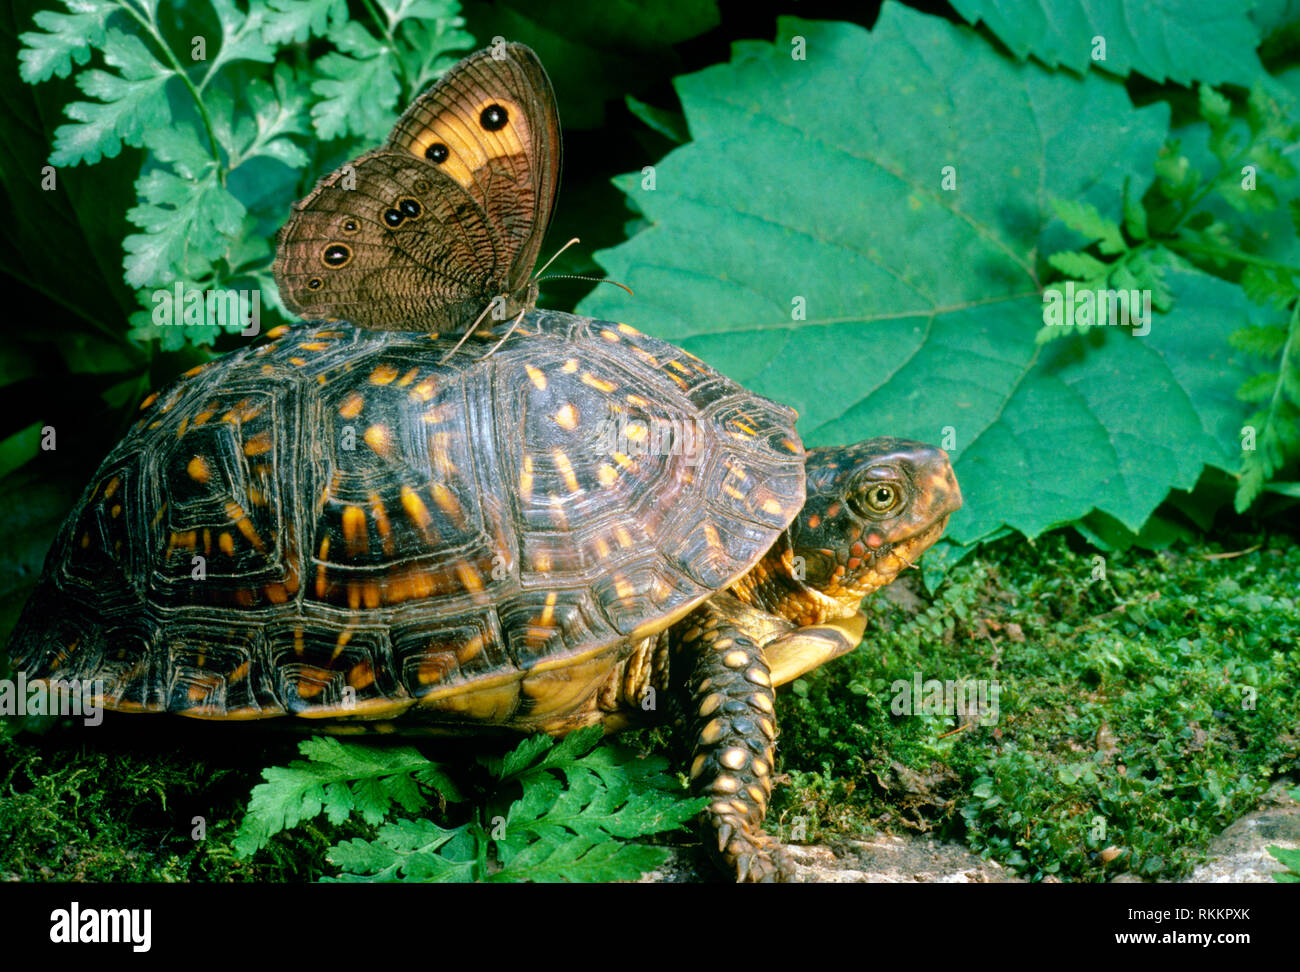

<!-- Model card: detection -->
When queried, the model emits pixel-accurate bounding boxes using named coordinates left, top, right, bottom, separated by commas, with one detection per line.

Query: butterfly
left=272, top=41, right=561, bottom=334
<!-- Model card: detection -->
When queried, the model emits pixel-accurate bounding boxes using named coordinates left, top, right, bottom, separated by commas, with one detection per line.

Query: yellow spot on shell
left=187, top=456, right=210, bottom=483
left=363, top=424, right=392, bottom=455
left=431, top=483, right=462, bottom=522
left=598, top=464, right=618, bottom=487
left=552, top=449, right=581, bottom=493
left=401, top=486, right=431, bottom=531
left=397, top=367, right=419, bottom=387
left=266, top=325, right=289, bottom=338
left=342, top=505, right=368, bottom=556
left=225, top=501, right=265, bottom=551
left=139, top=393, right=158, bottom=411
left=338, top=392, right=364, bottom=419
left=581, top=373, right=616, bottom=393
left=561, top=359, right=579, bottom=374
left=219, top=532, right=234, bottom=556
left=369, top=363, right=399, bottom=385
left=455, top=562, right=483, bottom=592
left=519, top=455, right=534, bottom=500
left=554, top=403, right=579, bottom=429
left=244, top=432, right=273, bottom=456
left=525, top=365, right=547, bottom=390
left=410, top=378, right=437, bottom=402
left=540, top=591, right=557, bottom=627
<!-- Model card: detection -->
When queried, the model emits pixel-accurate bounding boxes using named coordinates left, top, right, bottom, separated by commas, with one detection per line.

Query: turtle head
left=788, top=437, right=961, bottom=611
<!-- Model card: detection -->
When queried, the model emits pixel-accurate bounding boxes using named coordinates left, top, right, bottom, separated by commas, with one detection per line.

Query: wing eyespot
left=480, top=104, right=508, bottom=131
left=321, top=244, right=352, bottom=268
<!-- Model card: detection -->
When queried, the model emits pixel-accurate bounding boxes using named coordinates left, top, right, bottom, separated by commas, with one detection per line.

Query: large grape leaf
left=578, top=5, right=1257, bottom=545
left=950, top=0, right=1269, bottom=87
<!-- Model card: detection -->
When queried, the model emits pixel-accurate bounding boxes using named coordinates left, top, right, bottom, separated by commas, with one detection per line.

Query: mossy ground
left=2, top=530, right=1297, bottom=882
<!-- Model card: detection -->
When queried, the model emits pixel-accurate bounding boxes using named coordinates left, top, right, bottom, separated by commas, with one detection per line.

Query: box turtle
left=8, top=309, right=960, bottom=881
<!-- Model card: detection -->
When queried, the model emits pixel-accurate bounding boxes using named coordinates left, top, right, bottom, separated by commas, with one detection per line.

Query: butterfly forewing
left=273, top=42, right=562, bottom=333
left=387, top=42, right=561, bottom=298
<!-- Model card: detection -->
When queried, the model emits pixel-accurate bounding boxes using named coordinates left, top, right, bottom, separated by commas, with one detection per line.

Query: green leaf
left=1122, top=178, right=1148, bottom=240
left=491, top=834, right=670, bottom=882
left=327, top=817, right=476, bottom=882
left=50, top=28, right=174, bottom=166
left=0, top=422, right=44, bottom=480
left=949, top=0, right=1269, bottom=87
left=1267, top=844, right=1300, bottom=880
left=626, top=95, right=688, bottom=144
left=124, top=167, right=245, bottom=287
left=261, top=0, right=345, bottom=45
left=1046, top=251, right=1108, bottom=279
left=205, top=0, right=276, bottom=79
left=396, top=14, right=475, bottom=93
left=582, top=9, right=1256, bottom=543
left=0, top=349, right=36, bottom=388
left=233, top=736, right=460, bottom=857
left=17, top=0, right=117, bottom=83
left=1050, top=199, right=1126, bottom=255
left=1237, top=373, right=1279, bottom=404
left=1229, top=325, right=1289, bottom=356
left=310, top=49, right=401, bottom=142
left=225, top=64, right=311, bottom=169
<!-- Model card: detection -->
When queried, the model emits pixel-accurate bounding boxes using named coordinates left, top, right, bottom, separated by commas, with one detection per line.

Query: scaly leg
left=673, top=594, right=793, bottom=882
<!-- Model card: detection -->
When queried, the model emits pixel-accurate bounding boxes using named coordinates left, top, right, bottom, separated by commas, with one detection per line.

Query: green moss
left=3, top=531, right=1297, bottom=881
left=775, top=531, right=1300, bottom=881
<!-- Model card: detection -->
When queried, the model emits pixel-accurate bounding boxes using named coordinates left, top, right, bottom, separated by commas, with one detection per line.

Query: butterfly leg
left=478, top=307, right=528, bottom=360
left=438, top=300, right=499, bottom=364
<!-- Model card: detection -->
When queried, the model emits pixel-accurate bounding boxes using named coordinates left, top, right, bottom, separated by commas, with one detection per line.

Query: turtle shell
left=8, top=310, right=804, bottom=728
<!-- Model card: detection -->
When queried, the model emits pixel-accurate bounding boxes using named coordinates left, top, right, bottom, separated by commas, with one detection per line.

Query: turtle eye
left=851, top=478, right=903, bottom=517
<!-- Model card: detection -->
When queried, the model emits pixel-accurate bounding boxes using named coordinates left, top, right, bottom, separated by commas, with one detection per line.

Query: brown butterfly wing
left=272, top=151, right=509, bottom=331
left=386, top=42, right=562, bottom=298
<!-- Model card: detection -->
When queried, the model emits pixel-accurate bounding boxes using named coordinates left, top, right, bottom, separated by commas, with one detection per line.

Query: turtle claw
left=726, top=832, right=796, bottom=883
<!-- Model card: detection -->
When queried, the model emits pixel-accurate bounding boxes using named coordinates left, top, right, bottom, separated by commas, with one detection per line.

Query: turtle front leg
left=674, top=595, right=792, bottom=882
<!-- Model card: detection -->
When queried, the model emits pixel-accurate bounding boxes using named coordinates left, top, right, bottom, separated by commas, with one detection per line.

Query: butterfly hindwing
left=273, top=152, right=505, bottom=332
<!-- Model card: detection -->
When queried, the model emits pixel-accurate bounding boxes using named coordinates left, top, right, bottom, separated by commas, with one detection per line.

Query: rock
left=641, top=832, right=1020, bottom=883
left=1188, top=783, right=1300, bottom=883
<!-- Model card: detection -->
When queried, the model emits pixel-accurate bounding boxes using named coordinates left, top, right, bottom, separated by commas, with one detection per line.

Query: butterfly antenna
left=537, top=274, right=634, bottom=297
left=439, top=300, right=498, bottom=364
left=533, top=237, right=582, bottom=280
